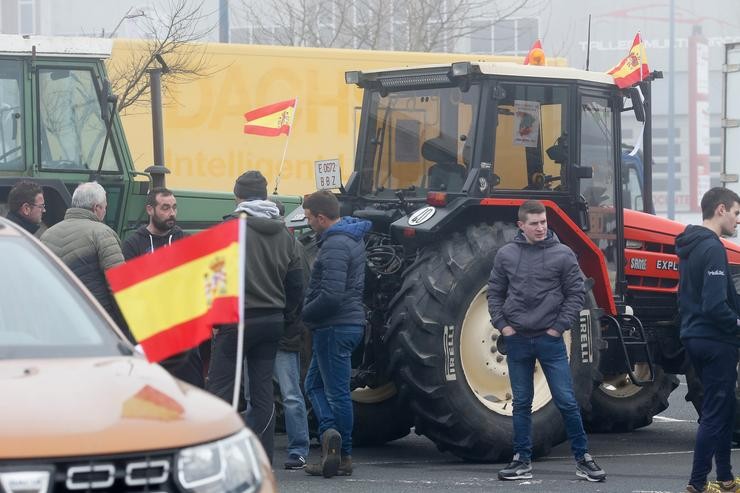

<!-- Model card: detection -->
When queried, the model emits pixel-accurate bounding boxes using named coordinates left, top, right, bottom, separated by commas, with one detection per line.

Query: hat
left=234, top=170, right=267, bottom=200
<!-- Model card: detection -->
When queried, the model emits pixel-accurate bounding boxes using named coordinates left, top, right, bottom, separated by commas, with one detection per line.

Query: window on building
left=18, top=0, right=35, bottom=35
left=469, top=18, right=538, bottom=55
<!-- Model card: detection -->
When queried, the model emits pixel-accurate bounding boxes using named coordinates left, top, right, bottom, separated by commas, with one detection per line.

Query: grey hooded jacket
left=487, top=229, right=584, bottom=336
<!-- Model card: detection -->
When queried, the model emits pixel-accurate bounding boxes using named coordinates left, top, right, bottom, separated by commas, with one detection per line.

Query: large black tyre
left=351, top=383, right=413, bottom=446
left=584, top=363, right=678, bottom=432
left=386, top=223, right=601, bottom=462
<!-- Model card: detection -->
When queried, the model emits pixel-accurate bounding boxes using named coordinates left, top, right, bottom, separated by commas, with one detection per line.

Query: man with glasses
left=6, top=180, right=44, bottom=235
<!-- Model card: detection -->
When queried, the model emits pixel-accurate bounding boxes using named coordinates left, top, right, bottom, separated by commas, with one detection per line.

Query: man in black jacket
left=676, top=187, right=740, bottom=493
left=301, top=190, right=370, bottom=479
left=487, top=200, right=605, bottom=482
left=6, top=180, right=44, bottom=235
left=122, top=187, right=185, bottom=258
left=206, top=170, right=303, bottom=464
left=122, top=187, right=203, bottom=388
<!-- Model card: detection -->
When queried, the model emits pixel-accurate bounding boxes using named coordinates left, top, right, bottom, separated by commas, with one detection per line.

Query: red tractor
left=287, top=61, right=740, bottom=460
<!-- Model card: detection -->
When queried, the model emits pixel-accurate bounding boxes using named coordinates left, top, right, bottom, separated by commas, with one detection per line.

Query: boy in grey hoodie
left=487, top=200, right=605, bottom=482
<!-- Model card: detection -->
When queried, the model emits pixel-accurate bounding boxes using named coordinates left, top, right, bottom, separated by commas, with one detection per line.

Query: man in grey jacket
left=41, top=182, right=126, bottom=331
left=487, top=200, right=605, bottom=482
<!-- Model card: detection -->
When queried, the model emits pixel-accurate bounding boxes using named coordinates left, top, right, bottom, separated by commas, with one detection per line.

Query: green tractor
left=0, top=34, right=298, bottom=236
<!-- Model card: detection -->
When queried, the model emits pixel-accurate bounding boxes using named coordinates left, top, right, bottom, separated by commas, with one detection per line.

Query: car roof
left=0, top=216, right=27, bottom=237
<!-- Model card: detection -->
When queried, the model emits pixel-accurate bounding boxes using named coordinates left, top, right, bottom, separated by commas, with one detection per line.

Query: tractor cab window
left=358, top=84, right=479, bottom=197
left=580, top=95, right=618, bottom=290
left=622, top=152, right=644, bottom=211
left=0, top=60, right=24, bottom=171
left=490, top=84, right=569, bottom=191
left=37, top=68, right=119, bottom=172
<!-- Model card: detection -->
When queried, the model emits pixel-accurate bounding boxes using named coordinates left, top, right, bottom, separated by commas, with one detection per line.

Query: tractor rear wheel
left=583, top=364, right=678, bottom=432
left=386, top=223, right=600, bottom=462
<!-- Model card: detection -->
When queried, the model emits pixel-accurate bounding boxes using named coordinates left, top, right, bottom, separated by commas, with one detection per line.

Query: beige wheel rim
left=459, top=287, right=567, bottom=415
left=599, top=363, right=652, bottom=398
left=351, top=382, right=397, bottom=404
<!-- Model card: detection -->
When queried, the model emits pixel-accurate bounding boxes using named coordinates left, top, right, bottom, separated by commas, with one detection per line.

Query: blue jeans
left=274, top=350, right=310, bottom=459
left=505, top=333, right=588, bottom=462
left=304, top=325, right=364, bottom=456
left=685, top=338, right=738, bottom=489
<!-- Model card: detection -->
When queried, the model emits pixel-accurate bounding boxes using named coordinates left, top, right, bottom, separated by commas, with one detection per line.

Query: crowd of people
left=5, top=176, right=740, bottom=491
left=4, top=172, right=369, bottom=478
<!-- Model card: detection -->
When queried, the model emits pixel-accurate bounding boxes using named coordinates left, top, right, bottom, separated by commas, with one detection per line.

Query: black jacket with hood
left=225, top=200, right=303, bottom=321
left=487, top=229, right=585, bottom=336
left=6, top=210, right=40, bottom=235
left=122, top=225, right=186, bottom=260
left=675, top=224, right=740, bottom=346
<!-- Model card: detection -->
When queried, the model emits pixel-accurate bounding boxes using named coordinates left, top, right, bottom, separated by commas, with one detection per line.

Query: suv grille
left=3, top=451, right=177, bottom=493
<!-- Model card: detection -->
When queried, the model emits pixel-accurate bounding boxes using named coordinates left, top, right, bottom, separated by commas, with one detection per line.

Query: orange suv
left=0, top=217, right=276, bottom=493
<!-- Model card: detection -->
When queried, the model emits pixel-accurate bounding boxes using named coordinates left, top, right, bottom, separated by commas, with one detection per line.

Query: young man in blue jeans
left=487, top=200, right=606, bottom=482
left=301, top=190, right=370, bottom=478
left=676, top=187, right=740, bottom=493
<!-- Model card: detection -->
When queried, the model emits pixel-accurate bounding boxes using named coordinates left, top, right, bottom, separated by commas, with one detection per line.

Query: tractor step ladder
left=600, top=313, right=655, bottom=386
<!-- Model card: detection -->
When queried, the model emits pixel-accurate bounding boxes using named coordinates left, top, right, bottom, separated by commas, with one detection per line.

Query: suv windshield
left=357, top=84, right=480, bottom=197
left=0, top=238, right=123, bottom=359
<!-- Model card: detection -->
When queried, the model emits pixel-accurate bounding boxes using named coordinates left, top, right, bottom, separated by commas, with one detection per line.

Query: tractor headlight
left=176, top=429, right=263, bottom=493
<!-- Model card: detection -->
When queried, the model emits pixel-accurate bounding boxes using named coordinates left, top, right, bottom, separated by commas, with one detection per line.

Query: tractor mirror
left=628, top=87, right=645, bottom=123
left=100, top=80, right=111, bottom=123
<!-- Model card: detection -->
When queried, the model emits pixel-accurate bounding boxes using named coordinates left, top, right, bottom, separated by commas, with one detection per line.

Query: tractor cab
left=344, top=62, right=650, bottom=309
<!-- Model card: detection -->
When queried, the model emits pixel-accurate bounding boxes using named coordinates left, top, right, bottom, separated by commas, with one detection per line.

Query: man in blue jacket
left=676, top=187, right=740, bottom=493
left=487, top=200, right=605, bottom=482
left=301, top=190, right=370, bottom=479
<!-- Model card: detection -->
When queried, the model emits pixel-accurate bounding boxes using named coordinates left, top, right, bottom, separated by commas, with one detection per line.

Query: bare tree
left=236, top=0, right=548, bottom=53
left=105, top=0, right=218, bottom=112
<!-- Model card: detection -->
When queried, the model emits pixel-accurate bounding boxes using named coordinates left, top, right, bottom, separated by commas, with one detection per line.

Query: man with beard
left=122, top=187, right=204, bottom=388
left=123, top=187, right=184, bottom=257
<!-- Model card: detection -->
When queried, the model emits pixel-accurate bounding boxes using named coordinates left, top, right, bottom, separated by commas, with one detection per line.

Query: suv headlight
left=176, top=429, right=263, bottom=493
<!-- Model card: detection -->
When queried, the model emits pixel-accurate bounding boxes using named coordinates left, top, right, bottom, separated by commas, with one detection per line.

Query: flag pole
left=232, top=213, right=247, bottom=409
left=272, top=97, right=298, bottom=195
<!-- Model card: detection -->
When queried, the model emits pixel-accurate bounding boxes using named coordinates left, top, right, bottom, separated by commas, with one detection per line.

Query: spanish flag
left=607, top=33, right=650, bottom=89
left=122, top=385, right=185, bottom=421
left=243, top=98, right=297, bottom=137
left=107, top=219, right=244, bottom=363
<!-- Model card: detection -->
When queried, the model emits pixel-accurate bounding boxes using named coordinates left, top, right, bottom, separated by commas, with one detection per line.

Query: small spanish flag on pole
left=607, top=33, right=650, bottom=89
left=243, top=98, right=297, bottom=137
left=107, top=219, right=244, bottom=364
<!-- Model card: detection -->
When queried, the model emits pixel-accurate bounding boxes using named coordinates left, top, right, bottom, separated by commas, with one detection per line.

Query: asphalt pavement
left=272, top=379, right=738, bottom=492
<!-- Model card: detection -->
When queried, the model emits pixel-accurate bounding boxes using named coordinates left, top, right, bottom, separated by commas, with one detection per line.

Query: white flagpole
left=232, top=213, right=247, bottom=410
left=272, top=97, right=299, bottom=195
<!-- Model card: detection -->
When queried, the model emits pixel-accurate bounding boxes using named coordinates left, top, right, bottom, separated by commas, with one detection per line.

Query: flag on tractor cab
left=523, top=40, right=546, bottom=66
left=607, top=33, right=650, bottom=88
left=243, top=98, right=297, bottom=136
left=106, top=219, right=244, bottom=363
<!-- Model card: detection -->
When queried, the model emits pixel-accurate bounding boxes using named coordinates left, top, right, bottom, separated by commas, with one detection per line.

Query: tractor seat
left=422, top=137, right=466, bottom=191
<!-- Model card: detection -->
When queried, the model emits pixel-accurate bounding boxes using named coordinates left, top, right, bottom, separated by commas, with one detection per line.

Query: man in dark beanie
left=234, top=170, right=268, bottom=201
left=206, top=170, right=304, bottom=464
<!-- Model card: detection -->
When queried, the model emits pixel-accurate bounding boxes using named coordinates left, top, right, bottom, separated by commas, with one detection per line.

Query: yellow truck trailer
left=111, top=41, right=565, bottom=196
